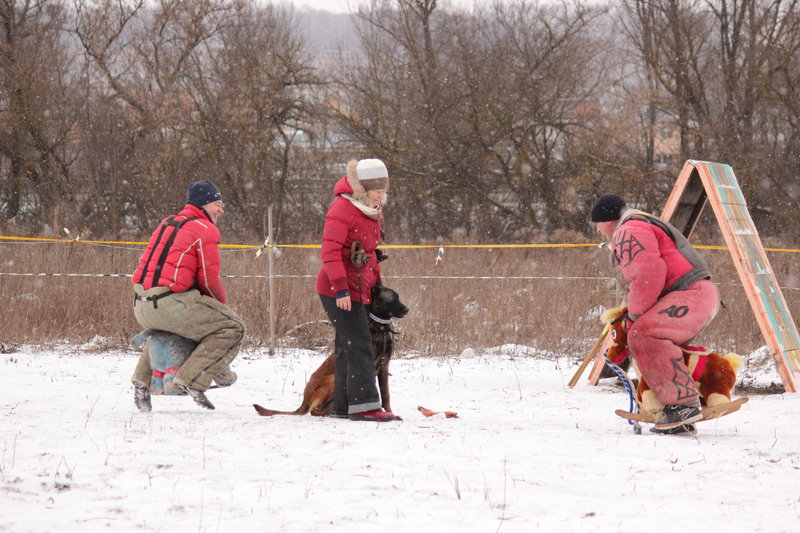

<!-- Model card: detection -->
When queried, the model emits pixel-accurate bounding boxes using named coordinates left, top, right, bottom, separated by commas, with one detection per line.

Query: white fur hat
left=355, top=159, right=389, bottom=191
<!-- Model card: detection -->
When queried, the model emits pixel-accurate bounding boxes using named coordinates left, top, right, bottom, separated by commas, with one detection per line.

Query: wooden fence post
left=268, top=206, right=276, bottom=356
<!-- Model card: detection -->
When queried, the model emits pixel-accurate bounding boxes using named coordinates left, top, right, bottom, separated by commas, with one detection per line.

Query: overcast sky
left=283, top=0, right=357, bottom=12
left=281, top=0, right=478, bottom=14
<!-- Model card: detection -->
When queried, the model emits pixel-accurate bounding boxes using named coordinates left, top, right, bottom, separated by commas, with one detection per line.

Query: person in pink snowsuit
left=591, top=194, right=720, bottom=434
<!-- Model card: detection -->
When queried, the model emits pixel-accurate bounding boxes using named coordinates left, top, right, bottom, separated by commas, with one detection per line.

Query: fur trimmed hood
left=345, top=159, right=388, bottom=206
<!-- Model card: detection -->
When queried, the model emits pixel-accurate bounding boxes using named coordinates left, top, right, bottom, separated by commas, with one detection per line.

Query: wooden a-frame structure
left=586, top=160, right=800, bottom=392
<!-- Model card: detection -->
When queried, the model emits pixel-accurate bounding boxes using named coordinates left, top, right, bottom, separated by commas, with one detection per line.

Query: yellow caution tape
left=1, top=234, right=798, bottom=253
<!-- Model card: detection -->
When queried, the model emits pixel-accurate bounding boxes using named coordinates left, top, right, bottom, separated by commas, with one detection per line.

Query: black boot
left=654, top=404, right=702, bottom=429
left=133, top=382, right=152, bottom=413
left=651, top=423, right=697, bottom=436
left=176, top=384, right=215, bottom=410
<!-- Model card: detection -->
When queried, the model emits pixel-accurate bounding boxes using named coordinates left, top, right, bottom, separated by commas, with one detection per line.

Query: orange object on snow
left=417, top=405, right=458, bottom=418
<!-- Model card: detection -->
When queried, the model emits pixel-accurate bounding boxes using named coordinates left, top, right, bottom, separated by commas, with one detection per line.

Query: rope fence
left=2, top=230, right=799, bottom=356
left=0, top=272, right=614, bottom=281
left=1, top=272, right=796, bottom=292
left=1, top=232, right=799, bottom=290
left=2, top=233, right=800, bottom=252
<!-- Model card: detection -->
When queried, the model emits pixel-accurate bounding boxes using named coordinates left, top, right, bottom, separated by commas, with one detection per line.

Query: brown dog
left=602, top=306, right=742, bottom=419
left=253, top=285, right=409, bottom=416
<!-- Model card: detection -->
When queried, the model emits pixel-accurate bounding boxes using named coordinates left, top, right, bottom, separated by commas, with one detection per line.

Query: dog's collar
left=369, top=313, right=393, bottom=325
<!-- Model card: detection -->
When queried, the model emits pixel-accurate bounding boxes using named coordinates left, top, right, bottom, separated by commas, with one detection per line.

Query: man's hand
left=608, top=306, right=634, bottom=329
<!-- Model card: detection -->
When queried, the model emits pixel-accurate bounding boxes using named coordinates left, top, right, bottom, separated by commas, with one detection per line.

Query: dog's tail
left=252, top=403, right=309, bottom=417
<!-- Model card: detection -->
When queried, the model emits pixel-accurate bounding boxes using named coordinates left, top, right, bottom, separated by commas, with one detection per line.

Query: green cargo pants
left=132, top=284, right=245, bottom=391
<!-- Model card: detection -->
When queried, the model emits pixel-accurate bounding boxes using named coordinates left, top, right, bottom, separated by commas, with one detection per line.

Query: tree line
left=1, top=0, right=799, bottom=245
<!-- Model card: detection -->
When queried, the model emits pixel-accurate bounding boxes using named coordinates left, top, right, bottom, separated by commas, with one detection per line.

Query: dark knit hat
left=590, top=194, right=627, bottom=222
left=187, top=180, right=222, bottom=207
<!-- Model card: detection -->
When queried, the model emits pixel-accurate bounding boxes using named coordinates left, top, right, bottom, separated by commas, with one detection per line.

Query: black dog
left=368, top=285, right=409, bottom=413
left=253, top=285, right=409, bottom=416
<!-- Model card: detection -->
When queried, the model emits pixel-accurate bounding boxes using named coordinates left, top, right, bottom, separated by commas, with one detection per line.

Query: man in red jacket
left=591, top=194, right=720, bottom=435
left=131, top=180, right=245, bottom=412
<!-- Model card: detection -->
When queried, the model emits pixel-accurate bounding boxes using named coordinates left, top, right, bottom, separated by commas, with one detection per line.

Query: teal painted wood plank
left=701, top=162, right=800, bottom=372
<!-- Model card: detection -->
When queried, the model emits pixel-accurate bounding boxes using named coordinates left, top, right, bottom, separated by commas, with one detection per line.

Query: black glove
left=376, top=248, right=389, bottom=262
left=610, top=308, right=634, bottom=329
left=622, top=311, right=635, bottom=328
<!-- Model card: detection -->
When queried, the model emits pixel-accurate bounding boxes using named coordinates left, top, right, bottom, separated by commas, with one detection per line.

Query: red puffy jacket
left=315, top=176, right=382, bottom=304
left=132, top=204, right=227, bottom=303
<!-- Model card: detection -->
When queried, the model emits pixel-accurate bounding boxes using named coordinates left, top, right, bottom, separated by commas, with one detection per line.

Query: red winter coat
left=315, top=176, right=382, bottom=304
left=132, top=204, right=227, bottom=303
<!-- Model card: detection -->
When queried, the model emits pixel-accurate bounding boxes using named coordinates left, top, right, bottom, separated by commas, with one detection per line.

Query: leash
left=351, top=241, right=374, bottom=302
left=603, top=353, right=642, bottom=434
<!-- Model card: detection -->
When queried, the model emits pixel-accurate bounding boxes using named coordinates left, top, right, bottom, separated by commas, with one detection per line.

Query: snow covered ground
left=1, top=342, right=798, bottom=533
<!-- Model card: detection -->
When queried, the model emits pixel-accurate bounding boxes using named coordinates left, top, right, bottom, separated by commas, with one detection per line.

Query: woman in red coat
left=316, top=159, right=398, bottom=421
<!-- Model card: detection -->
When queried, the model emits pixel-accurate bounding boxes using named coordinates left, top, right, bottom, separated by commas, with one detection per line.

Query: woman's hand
left=336, top=295, right=352, bottom=311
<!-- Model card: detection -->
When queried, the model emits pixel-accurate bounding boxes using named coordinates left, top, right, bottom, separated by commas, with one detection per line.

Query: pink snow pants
left=627, top=279, right=720, bottom=406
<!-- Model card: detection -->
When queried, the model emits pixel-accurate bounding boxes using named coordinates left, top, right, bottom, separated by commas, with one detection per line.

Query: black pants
left=319, top=294, right=381, bottom=414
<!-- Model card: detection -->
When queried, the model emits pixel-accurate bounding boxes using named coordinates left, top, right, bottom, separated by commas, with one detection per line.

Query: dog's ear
left=371, top=285, right=382, bottom=300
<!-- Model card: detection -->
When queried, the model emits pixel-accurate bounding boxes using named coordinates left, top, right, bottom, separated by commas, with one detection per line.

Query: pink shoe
left=349, top=409, right=400, bottom=422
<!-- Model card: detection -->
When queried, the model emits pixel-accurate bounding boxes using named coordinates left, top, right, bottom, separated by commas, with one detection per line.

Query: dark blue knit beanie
left=187, top=180, right=222, bottom=207
left=590, top=194, right=626, bottom=222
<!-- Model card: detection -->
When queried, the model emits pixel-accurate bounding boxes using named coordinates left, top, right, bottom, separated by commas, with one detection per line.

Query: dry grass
left=0, top=240, right=797, bottom=361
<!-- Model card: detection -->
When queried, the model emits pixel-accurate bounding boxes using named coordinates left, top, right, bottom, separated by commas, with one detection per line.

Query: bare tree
left=621, top=0, right=713, bottom=161
left=761, top=2, right=800, bottom=232
left=619, top=0, right=800, bottom=236
left=72, top=0, right=234, bottom=235
left=330, top=0, right=461, bottom=241
left=331, top=0, right=606, bottom=241
left=181, top=2, right=321, bottom=240
left=0, top=0, right=78, bottom=233
left=463, top=1, right=608, bottom=235
left=70, top=0, right=323, bottom=239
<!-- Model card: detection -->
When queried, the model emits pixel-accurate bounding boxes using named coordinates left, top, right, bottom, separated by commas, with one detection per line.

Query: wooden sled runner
left=615, top=397, right=748, bottom=424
